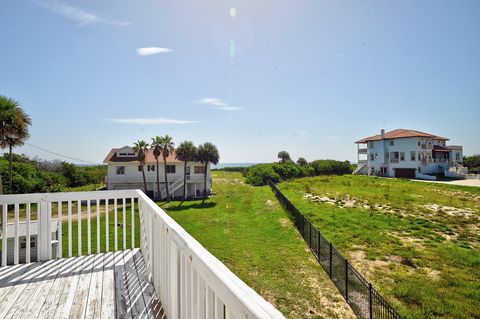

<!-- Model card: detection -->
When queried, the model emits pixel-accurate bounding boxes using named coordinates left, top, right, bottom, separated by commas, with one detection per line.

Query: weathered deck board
left=0, top=249, right=163, bottom=319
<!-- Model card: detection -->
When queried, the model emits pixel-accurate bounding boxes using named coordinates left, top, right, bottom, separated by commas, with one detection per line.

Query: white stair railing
left=160, top=176, right=185, bottom=199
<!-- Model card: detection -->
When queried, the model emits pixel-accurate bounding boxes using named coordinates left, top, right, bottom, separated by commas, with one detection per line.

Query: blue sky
left=1, top=0, right=479, bottom=164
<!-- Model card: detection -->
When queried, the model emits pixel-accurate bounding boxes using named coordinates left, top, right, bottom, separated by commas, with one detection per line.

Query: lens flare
left=230, top=7, right=237, bottom=18
left=229, top=38, right=236, bottom=59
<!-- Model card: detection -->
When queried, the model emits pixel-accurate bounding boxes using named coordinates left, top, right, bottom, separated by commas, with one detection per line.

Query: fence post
left=345, top=259, right=349, bottom=302
left=329, top=243, right=333, bottom=278
left=317, top=231, right=321, bottom=260
left=309, top=223, right=312, bottom=248
left=302, top=216, right=305, bottom=238
left=369, top=283, right=373, bottom=319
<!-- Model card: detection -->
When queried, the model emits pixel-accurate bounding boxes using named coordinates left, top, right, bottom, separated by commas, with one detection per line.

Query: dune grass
left=162, top=171, right=356, bottom=319
left=277, top=175, right=480, bottom=319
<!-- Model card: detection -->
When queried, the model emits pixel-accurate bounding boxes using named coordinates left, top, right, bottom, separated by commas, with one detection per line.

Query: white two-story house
left=104, top=146, right=211, bottom=199
left=355, top=129, right=465, bottom=179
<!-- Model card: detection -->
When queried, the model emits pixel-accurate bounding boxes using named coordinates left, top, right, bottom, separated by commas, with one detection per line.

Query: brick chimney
left=381, top=129, right=385, bottom=139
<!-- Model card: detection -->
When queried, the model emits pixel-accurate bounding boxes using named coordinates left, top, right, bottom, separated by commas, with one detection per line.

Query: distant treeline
left=464, top=155, right=480, bottom=173
left=244, top=160, right=353, bottom=186
left=212, top=166, right=247, bottom=172
left=0, top=153, right=106, bottom=194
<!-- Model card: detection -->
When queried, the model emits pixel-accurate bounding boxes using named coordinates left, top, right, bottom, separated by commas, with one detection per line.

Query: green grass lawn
left=277, top=175, right=480, bottom=319
left=162, top=171, right=356, bottom=319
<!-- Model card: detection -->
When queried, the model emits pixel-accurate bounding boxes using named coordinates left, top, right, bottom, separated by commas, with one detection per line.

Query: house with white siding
left=354, top=129, right=466, bottom=179
left=103, top=146, right=211, bottom=199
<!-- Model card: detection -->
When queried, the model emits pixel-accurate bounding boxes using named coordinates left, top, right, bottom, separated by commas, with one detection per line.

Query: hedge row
left=244, top=160, right=353, bottom=186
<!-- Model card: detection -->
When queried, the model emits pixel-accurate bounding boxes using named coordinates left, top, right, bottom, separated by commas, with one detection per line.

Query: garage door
left=394, top=168, right=416, bottom=179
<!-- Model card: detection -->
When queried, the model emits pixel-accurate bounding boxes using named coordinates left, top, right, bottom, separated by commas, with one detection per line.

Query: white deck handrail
left=0, top=189, right=285, bottom=318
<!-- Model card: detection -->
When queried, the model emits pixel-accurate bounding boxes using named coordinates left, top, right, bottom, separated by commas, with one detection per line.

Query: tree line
left=244, top=151, right=353, bottom=186
left=132, top=136, right=219, bottom=201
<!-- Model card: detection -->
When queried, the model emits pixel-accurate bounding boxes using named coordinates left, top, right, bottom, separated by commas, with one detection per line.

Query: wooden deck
left=0, top=248, right=164, bottom=319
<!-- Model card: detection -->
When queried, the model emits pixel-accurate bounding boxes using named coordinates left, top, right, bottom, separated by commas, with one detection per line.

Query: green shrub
left=245, top=164, right=281, bottom=186
left=245, top=159, right=352, bottom=186
left=309, top=160, right=352, bottom=175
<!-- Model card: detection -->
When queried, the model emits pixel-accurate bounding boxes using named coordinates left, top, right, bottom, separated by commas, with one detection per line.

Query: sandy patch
left=303, top=193, right=401, bottom=216
left=423, top=204, right=477, bottom=219
left=279, top=218, right=290, bottom=227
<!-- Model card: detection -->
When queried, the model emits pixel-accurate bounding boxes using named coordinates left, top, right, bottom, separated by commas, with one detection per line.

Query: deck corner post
left=37, top=201, right=51, bottom=261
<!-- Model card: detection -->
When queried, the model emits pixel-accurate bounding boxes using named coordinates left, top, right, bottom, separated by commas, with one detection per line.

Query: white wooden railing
left=0, top=190, right=139, bottom=265
left=0, top=190, right=285, bottom=319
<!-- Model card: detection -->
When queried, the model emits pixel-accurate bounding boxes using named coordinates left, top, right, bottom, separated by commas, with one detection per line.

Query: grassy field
left=277, top=175, right=480, bottom=319
left=60, top=202, right=141, bottom=256
left=162, top=171, right=356, bottom=319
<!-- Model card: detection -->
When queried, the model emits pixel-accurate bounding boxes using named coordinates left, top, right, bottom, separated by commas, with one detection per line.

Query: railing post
left=369, top=283, right=373, bottom=319
left=345, top=259, right=349, bottom=301
left=37, top=201, right=51, bottom=261
left=329, top=243, right=333, bottom=278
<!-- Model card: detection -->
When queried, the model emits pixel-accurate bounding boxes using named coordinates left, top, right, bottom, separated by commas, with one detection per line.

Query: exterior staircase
left=353, top=162, right=369, bottom=175
left=445, top=162, right=469, bottom=178
left=160, top=176, right=185, bottom=199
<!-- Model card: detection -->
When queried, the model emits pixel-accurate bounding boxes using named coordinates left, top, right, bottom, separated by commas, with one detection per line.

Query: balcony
left=357, top=148, right=368, bottom=154
left=420, top=144, right=433, bottom=150
left=0, top=190, right=284, bottom=319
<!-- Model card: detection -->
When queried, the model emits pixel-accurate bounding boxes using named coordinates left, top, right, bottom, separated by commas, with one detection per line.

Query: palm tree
left=133, top=140, right=149, bottom=194
left=151, top=136, right=162, bottom=200
left=197, top=142, right=219, bottom=198
left=297, top=157, right=308, bottom=166
left=0, top=96, right=32, bottom=194
left=175, top=141, right=198, bottom=199
left=159, top=135, right=175, bottom=201
left=278, top=151, right=291, bottom=163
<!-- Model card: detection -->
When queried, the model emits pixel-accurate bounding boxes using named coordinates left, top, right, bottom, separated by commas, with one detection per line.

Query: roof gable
left=355, top=129, right=449, bottom=144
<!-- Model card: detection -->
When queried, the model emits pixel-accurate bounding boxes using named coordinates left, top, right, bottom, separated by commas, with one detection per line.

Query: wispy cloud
left=108, top=118, right=197, bottom=125
left=195, top=97, right=243, bottom=111
left=137, top=47, right=172, bottom=56
left=32, top=0, right=130, bottom=26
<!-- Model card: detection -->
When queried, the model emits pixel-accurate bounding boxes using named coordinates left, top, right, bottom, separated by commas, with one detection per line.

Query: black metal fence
left=268, top=180, right=403, bottom=319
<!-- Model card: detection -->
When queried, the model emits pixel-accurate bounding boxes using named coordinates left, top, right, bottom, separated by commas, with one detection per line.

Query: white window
left=147, top=165, right=155, bottom=172
left=456, top=153, right=460, bottom=161
left=400, top=152, right=405, bottom=161
left=380, top=167, right=387, bottom=174
left=410, top=151, right=416, bottom=161
left=370, top=154, right=374, bottom=161
left=390, top=140, right=394, bottom=146
left=194, top=166, right=206, bottom=174
left=116, top=166, right=125, bottom=175
left=375, top=153, right=378, bottom=159
left=138, top=165, right=142, bottom=172
left=166, top=165, right=176, bottom=174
